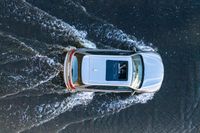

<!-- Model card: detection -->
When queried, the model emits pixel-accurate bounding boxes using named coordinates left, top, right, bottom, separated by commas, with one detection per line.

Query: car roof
left=81, top=54, right=133, bottom=86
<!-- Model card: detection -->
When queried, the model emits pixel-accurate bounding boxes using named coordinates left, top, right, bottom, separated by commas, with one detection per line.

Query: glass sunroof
left=106, top=60, right=128, bottom=81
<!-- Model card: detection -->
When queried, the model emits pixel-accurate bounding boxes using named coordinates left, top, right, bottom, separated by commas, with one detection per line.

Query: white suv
left=64, top=48, right=164, bottom=93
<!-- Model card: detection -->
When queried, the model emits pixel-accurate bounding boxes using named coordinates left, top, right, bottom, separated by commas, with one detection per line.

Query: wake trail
left=0, top=2, right=97, bottom=130
left=0, top=0, right=96, bottom=48
left=0, top=68, right=60, bottom=100
left=56, top=93, right=155, bottom=132
left=0, top=32, right=62, bottom=99
left=98, top=93, right=155, bottom=114
left=17, top=92, right=94, bottom=133
left=26, top=0, right=155, bottom=51
left=0, top=41, right=95, bottom=132
left=0, top=1, right=157, bottom=132
left=57, top=117, right=98, bottom=133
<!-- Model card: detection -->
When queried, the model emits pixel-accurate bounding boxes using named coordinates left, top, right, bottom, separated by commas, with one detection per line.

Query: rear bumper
left=63, top=49, right=76, bottom=91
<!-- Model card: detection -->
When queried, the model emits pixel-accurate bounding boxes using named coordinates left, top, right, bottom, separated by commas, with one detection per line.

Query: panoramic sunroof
left=106, top=60, right=128, bottom=81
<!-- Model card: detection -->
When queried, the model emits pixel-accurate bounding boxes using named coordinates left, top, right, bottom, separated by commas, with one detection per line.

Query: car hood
left=139, top=52, right=164, bottom=92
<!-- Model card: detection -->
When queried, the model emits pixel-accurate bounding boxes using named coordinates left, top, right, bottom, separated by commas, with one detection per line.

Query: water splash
left=99, top=93, right=155, bottom=114
left=0, top=32, right=62, bottom=99
left=17, top=92, right=94, bottom=133
left=26, top=0, right=154, bottom=51
left=0, top=0, right=96, bottom=48
left=55, top=93, right=155, bottom=132
left=0, top=1, right=157, bottom=132
left=56, top=116, right=98, bottom=133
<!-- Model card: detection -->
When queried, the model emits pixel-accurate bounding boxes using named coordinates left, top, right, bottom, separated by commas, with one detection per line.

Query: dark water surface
left=0, top=0, right=200, bottom=133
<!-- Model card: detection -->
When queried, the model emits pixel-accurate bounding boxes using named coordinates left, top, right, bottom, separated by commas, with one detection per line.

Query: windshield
left=131, top=55, right=143, bottom=89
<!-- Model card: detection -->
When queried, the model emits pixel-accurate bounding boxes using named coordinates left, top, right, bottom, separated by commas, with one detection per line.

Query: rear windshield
left=106, top=60, right=128, bottom=81
left=72, top=56, right=78, bottom=83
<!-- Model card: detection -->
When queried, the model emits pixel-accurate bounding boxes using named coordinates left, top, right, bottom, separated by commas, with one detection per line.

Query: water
left=0, top=0, right=200, bottom=133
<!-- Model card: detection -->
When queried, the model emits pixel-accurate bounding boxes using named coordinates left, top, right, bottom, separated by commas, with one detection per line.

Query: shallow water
left=0, top=0, right=200, bottom=133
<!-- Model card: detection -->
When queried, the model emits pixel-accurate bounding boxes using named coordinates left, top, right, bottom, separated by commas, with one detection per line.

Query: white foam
left=26, top=0, right=96, bottom=49
left=18, top=92, right=94, bottom=133
left=0, top=33, right=62, bottom=99
left=0, top=68, right=60, bottom=100
left=93, top=23, right=155, bottom=51
left=56, top=117, right=97, bottom=133
left=99, top=93, right=155, bottom=113
left=56, top=93, right=154, bottom=132
left=2, top=1, right=158, bottom=132
left=3, top=0, right=96, bottom=49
